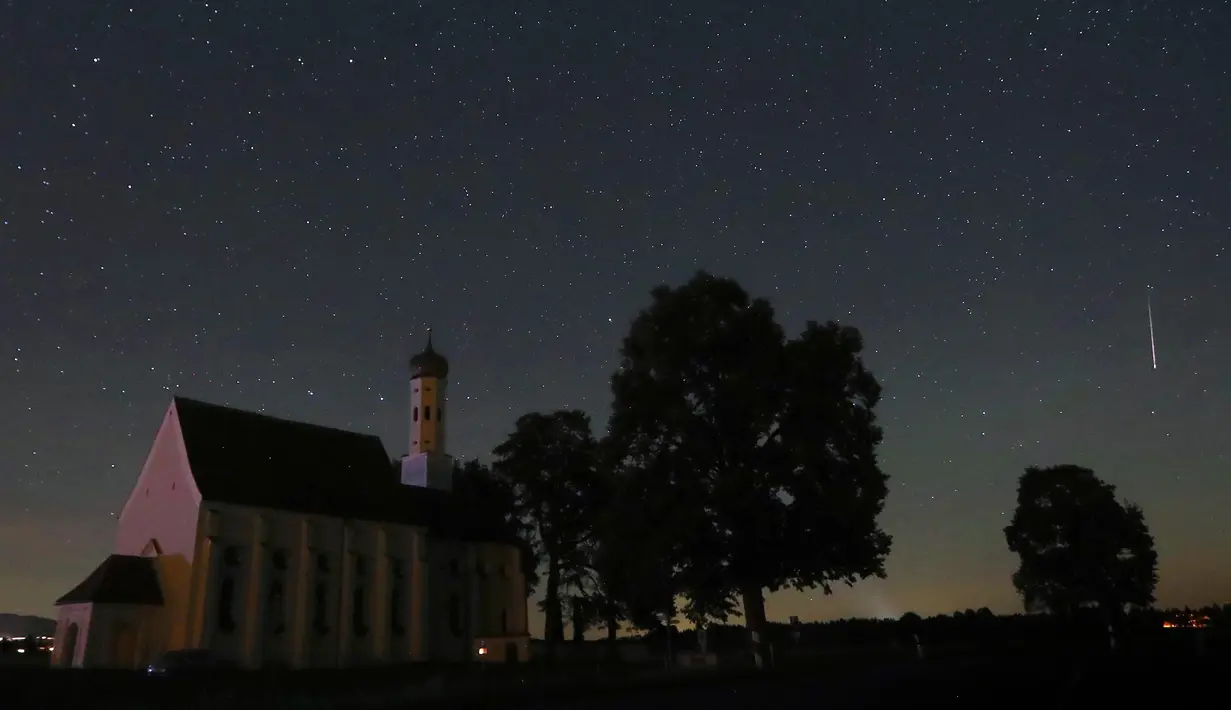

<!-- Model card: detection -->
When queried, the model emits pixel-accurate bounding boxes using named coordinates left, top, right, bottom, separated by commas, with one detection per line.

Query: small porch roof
left=55, top=554, right=164, bottom=606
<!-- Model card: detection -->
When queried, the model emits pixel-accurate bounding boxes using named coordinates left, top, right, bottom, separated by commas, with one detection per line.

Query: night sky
left=3, top=2, right=1228, bottom=628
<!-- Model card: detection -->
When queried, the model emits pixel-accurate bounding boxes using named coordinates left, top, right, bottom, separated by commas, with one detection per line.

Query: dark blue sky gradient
left=2, top=1, right=1227, bottom=625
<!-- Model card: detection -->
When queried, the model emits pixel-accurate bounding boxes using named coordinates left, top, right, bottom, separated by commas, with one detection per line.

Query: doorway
left=113, top=623, right=137, bottom=667
left=60, top=623, right=79, bottom=668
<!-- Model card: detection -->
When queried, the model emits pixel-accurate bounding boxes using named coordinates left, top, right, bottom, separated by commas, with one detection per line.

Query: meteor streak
left=1148, top=289, right=1157, bottom=370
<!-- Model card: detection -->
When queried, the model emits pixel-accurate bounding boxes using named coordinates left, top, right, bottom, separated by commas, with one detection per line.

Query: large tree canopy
left=491, top=410, right=599, bottom=654
left=1004, top=464, right=1158, bottom=616
left=607, top=271, right=892, bottom=666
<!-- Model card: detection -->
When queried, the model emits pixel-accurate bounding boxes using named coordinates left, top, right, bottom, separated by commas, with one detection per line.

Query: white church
left=51, top=334, right=531, bottom=669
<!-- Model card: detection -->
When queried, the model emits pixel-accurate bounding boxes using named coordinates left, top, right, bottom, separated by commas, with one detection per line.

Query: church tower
left=408, top=329, right=448, bottom=455
left=400, top=330, right=454, bottom=491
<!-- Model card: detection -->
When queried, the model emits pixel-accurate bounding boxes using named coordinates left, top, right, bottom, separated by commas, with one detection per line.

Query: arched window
left=448, top=593, right=462, bottom=637
left=266, top=580, right=285, bottom=635
left=389, top=558, right=405, bottom=637
left=353, top=555, right=369, bottom=637
left=424, top=405, right=431, bottom=421
left=412, top=406, right=419, bottom=422
left=218, top=578, right=236, bottom=633
left=313, top=582, right=330, bottom=636
left=352, top=589, right=368, bottom=637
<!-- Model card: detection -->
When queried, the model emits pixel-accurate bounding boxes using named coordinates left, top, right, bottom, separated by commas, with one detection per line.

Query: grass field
left=1, top=638, right=1221, bottom=709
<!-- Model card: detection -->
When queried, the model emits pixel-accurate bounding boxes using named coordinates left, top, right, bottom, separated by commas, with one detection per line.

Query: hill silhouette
left=0, top=614, right=55, bottom=639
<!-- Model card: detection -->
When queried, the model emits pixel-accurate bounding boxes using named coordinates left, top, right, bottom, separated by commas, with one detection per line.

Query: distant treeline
left=626, top=605, right=1231, bottom=655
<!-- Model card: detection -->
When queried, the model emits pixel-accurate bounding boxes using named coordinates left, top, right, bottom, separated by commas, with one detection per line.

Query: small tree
left=1004, top=464, right=1158, bottom=618
left=492, top=410, right=599, bottom=658
left=451, top=459, right=539, bottom=594
left=560, top=446, right=635, bottom=650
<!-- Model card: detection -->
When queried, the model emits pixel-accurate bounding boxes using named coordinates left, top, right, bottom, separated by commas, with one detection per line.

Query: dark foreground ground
left=509, top=653, right=1197, bottom=709
left=3, top=650, right=1211, bottom=709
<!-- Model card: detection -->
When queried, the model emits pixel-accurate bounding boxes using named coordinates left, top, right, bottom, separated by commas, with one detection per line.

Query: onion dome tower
left=401, top=329, right=453, bottom=490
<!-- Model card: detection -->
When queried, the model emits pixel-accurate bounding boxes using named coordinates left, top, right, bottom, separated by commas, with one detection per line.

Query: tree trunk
left=543, top=556, right=564, bottom=659
left=662, top=595, right=677, bottom=668
left=664, top=615, right=673, bottom=668
left=742, top=585, right=769, bottom=669
left=571, top=598, right=586, bottom=642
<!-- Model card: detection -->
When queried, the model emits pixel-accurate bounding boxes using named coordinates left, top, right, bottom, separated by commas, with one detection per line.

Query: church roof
left=55, top=555, right=164, bottom=606
left=171, top=397, right=509, bottom=542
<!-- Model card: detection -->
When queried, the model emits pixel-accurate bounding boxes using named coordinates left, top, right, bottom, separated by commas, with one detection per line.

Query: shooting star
left=1147, top=288, right=1157, bottom=370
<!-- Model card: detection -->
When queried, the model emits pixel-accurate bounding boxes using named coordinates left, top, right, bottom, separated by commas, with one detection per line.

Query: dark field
left=2, top=640, right=1219, bottom=709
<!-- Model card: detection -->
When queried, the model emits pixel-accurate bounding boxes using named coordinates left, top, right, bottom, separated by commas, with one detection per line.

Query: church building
left=51, top=335, right=531, bottom=669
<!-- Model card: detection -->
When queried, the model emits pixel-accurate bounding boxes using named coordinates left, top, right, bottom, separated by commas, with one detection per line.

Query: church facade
left=51, top=336, right=531, bottom=669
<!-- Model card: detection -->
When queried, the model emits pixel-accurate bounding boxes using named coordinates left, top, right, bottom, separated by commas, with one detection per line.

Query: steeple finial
left=409, top=327, right=449, bottom=379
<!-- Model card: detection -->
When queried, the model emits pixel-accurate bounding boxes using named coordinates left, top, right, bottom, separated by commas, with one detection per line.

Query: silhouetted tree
left=598, top=448, right=715, bottom=663
left=1004, top=464, right=1158, bottom=618
left=608, top=271, right=893, bottom=667
left=492, top=410, right=599, bottom=658
left=898, top=611, right=923, bottom=644
left=558, top=445, right=638, bottom=651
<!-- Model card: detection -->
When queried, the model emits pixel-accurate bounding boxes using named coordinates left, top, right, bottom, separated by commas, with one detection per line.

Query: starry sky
left=2, top=1, right=1228, bottom=627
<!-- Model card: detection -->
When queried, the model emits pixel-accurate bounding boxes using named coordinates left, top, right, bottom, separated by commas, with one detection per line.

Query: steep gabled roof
left=170, top=397, right=509, bottom=541
left=55, top=555, right=164, bottom=606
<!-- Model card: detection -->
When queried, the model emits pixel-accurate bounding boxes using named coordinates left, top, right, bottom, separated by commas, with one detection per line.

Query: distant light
left=16, top=648, right=25, bottom=654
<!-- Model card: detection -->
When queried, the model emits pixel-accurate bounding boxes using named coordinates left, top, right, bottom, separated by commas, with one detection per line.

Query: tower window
left=424, top=405, right=431, bottom=421
left=437, top=406, right=443, bottom=423
left=412, top=406, right=419, bottom=422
